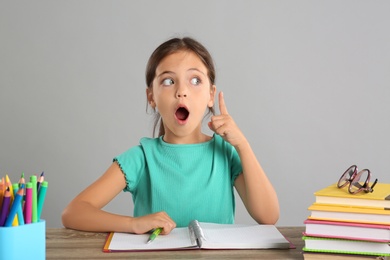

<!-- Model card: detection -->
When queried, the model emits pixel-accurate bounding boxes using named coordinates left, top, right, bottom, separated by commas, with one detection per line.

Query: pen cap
left=12, top=183, right=19, bottom=193
left=26, top=182, right=33, bottom=189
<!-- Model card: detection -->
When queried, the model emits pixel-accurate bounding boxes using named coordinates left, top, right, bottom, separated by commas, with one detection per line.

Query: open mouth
left=175, top=107, right=189, bottom=121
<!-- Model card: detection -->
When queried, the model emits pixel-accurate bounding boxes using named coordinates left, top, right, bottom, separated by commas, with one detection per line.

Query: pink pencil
left=24, top=182, right=33, bottom=224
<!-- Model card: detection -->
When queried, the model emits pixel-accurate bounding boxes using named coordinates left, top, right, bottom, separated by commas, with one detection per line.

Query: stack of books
left=302, top=182, right=390, bottom=259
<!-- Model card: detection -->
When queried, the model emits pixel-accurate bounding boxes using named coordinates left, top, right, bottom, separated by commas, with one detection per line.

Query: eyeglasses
left=337, top=165, right=378, bottom=194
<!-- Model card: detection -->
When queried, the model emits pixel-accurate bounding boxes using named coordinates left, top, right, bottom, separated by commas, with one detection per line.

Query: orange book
left=314, top=183, right=390, bottom=209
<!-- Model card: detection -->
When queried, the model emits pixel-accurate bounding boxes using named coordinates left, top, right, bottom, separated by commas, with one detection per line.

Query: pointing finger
left=219, top=91, right=228, bottom=115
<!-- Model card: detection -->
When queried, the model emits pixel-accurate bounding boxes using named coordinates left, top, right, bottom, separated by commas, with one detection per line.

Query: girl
left=62, top=37, right=279, bottom=235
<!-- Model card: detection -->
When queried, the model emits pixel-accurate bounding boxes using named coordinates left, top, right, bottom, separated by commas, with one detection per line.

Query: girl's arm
left=208, top=92, right=279, bottom=224
left=233, top=143, right=280, bottom=224
left=61, top=162, right=176, bottom=234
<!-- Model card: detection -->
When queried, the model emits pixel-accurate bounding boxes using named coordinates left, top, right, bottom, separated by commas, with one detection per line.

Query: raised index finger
left=218, top=91, right=229, bottom=115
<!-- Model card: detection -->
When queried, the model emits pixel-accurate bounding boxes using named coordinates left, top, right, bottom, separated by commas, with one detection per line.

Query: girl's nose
left=176, top=85, right=187, bottom=98
left=176, top=92, right=187, bottom=98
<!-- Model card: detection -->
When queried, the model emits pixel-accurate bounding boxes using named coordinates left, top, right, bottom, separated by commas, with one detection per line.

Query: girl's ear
left=146, top=88, right=155, bottom=108
left=208, top=85, right=217, bottom=108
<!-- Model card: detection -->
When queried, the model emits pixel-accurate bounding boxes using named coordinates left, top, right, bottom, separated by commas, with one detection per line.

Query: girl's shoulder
left=115, top=137, right=160, bottom=160
left=139, top=136, right=160, bottom=147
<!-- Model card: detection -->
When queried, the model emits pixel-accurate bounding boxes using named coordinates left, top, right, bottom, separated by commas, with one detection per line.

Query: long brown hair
left=145, top=37, right=216, bottom=137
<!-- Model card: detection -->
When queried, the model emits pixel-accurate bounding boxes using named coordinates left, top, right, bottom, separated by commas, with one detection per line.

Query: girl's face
left=147, top=50, right=216, bottom=144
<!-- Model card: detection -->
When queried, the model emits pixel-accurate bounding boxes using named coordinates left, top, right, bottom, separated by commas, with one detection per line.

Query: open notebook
left=103, top=221, right=292, bottom=252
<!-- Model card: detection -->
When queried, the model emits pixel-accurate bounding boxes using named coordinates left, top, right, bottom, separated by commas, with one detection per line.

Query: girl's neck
left=162, top=132, right=212, bottom=144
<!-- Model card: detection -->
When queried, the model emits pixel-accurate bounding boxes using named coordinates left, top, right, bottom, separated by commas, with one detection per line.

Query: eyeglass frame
left=337, top=165, right=378, bottom=194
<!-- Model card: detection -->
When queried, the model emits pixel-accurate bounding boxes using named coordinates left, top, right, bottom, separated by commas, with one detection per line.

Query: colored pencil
left=0, top=188, right=11, bottom=226
left=5, top=186, right=24, bottom=227
left=37, top=172, right=44, bottom=192
left=11, top=183, right=19, bottom=226
left=0, top=177, right=5, bottom=210
left=19, top=173, right=26, bottom=212
left=5, top=175, right=14, bottom=201
left=0, top=173, right=48, bottom=227
left=13, top=185, right=25, bottom=226
left=19, top=172, right=25, bottom=188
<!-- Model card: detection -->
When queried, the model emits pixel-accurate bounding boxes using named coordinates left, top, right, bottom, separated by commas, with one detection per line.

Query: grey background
left=1, top=0, right=389, bottom=228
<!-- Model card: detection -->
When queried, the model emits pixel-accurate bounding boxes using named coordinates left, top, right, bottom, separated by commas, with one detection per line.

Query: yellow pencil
left=5, top=175, right=14, bottom=201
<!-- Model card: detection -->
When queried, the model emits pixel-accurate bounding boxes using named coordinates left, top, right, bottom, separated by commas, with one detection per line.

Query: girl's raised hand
left=208, top=91, right=247, bottom=148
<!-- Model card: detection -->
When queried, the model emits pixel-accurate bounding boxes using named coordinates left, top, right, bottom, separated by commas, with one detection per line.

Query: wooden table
left=46, top=227, right=305, bottom=259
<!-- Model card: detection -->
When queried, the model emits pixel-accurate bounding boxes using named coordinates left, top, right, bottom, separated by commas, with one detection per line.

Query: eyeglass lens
left=337, top=165, right=357, bottom=188
left=349, top=169, right=370, bottom=194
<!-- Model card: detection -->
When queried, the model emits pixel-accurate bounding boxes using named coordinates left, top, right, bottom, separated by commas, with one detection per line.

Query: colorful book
left=303, top=236, right=390, bottom=256
left=103, top=221, right=292, bottom=252
left=314, top=183, right=390, bottom=209
left=304, top=219, right=390, bottom=242
left=308, top=203, right=390, bottom=225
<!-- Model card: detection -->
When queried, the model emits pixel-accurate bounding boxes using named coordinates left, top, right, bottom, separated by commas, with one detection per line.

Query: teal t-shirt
left=114, top=134, right=242, bottom=227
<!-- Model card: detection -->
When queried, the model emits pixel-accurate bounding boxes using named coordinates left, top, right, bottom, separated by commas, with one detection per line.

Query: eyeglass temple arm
left=370, top=178, right=378, bottom=192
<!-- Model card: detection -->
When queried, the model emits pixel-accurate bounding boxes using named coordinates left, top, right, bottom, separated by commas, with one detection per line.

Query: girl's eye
left=162, top=78, right=174, bottom=86
left=190, top=77, right=201, bottom=85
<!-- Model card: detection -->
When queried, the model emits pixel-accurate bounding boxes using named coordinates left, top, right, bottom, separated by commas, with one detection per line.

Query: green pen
left=146, top=228, right=163, bottom=244
left=30, top=175, right=38, bottom=223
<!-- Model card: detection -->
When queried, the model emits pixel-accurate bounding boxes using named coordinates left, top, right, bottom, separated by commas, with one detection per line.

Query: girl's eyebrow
left=188, top=68, right=207, bottom=76
left=156, top=68, right=207, bottom=78
left=156, top=71, right=175, bottom=78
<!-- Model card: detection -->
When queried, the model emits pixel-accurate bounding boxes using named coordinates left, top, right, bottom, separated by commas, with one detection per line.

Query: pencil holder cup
left=0, top=220, right=46, bottom=260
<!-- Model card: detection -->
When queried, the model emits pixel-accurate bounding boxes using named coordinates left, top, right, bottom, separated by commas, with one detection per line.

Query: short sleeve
left=229, top=145, right=242, bottom=183
left=113, top=145, right=146, bottom=193
left=213, top=134, right=242, bottom=184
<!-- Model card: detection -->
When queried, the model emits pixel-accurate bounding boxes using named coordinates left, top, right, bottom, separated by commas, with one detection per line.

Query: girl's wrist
left=125, top=216, right=135, bottom=233
left=233, top=137, right=250, bottom=152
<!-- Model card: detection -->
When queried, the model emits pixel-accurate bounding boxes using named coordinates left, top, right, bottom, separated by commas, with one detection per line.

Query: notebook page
left=199, top=223, right=290, bottom=249
left=108, top=227, right=195, bottom=251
